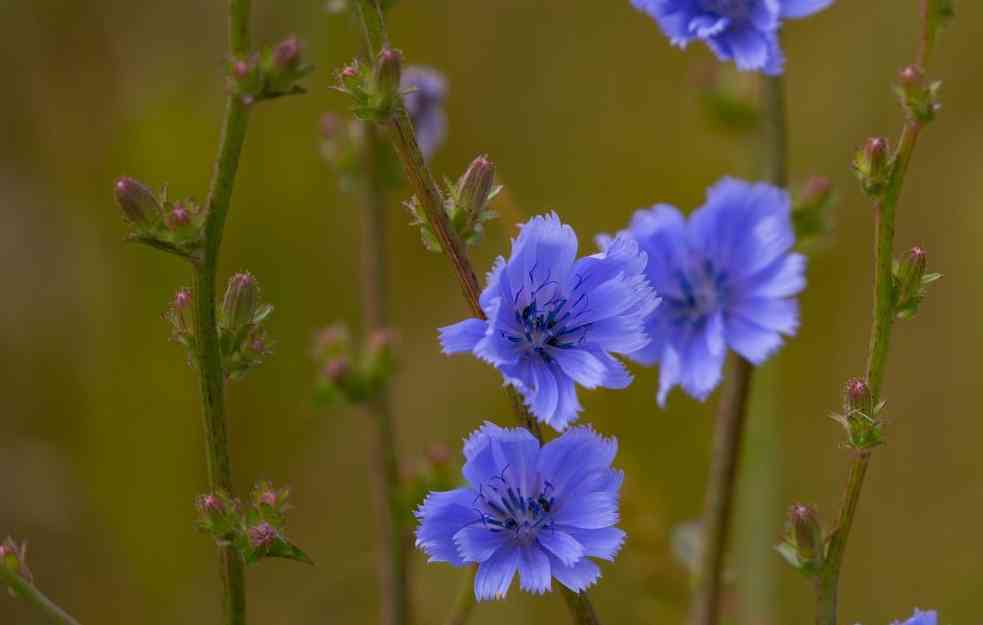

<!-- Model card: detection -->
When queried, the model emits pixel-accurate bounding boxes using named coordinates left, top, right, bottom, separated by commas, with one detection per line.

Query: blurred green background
left=2, top=1, right=981, bottom=624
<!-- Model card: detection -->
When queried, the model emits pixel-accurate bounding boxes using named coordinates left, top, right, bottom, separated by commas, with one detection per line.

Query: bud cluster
left=114, top=177, right=206, bottom=259
left=892, top=246, right=941, bottom=320
left=851, top=137, right=892, bottom=198
left=830, top=378, right=885, bottom=449
left=402, top=444, right=457, bottom=526
left=228, top=36, right=313, bottom=105
left=312, top=323, right=396, bottom=405
left=163, top=288, right=196, bottom=365
left=335, top=48, right=406, bottom=122
left=195, top=482, right=312, bottom=566
left=895, top=64, right=943, bottom=123
left=695, top=63, right=761, bottom=133
left=791, top=175, right=834, bottom=246
left=219, top=272, right=275, bottom=381
left=776, top=504, right=825, bottom=577
left=406, top=155, right=500, bottom=253
left=0, top=537, right=33, bottom=589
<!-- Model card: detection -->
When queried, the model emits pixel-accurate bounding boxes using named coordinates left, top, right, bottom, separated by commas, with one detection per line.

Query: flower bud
left=196, top=493, right=225, bottom=514
left=314, top=324, right=350, bottom=358
left=787, top=504, right=823, bottom=563
left=174, top=289, right=192, bottom=311
left=248, top=522, right=277, bottom=549
left=114, top=177, right=161, bottom=226
left=375, top=48, right=403, bottom=103
left=222, top=272, right=260, bottom=331
left=457, top=155, right=496, bottom=221
left=272, top=35, right=301, bottom=71
left=166, top=203, right=192, bottom=229
left=324, top=357, right=350, bottom=384
left=845, top=377, right=873, bottom=418
left=800, top=176, right=831, bottom=207
left=852, top=137, right=891, bottom=196
left=898, top=64, right=925, bottom=89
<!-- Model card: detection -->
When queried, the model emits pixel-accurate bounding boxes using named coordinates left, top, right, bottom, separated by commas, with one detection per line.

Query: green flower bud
left=852, top=137, right=891, bottom=197
left=222, top=272, right=260, bottom=331
left=114, top=177, right=161, bottom=226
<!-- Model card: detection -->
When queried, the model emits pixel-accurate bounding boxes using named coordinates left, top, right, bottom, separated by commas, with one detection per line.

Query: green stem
left=1, top=568, right=82, bottom=625
left=192, top=1, right=252, bottom=624
left=350, top=2, right=601, bottom=621
left=360, top=122, right=410, bottom=625
left=692, top=71, right=787, bottom=625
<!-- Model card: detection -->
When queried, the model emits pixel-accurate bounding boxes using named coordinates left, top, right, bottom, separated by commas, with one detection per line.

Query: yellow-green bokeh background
left=2, top=1, right=981, bottom=624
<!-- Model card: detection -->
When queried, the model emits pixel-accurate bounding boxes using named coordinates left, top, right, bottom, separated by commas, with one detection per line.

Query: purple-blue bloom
left=893, top=609, right=938, bottom=625
left=401, top=66, right=447, bottom=160
left=415, top=423, right=625, bottom=600
left=439, top=213, right=659, bottom=430
left=600, top=177, right=805, bottom=405
left=630, top=0, right=834, bottom=75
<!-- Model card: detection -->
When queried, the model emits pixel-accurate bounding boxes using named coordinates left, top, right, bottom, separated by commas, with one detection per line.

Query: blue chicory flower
left=894, top=610, right=938, bottom=625
left=439, top=213, right=660, bottom=430
left=630, top=0, right=834, bottom=75
left=415, top=422, right=626, bottom=600
left=600, top=177, right=805, bottom=405
left=401, top=66, right=447, bottom=160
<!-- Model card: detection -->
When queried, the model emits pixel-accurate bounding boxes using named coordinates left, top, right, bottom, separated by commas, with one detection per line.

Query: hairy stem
left=692, top=71, right=788, bottom=625
left=815, top=3, right=934, bottom=621
left=0, top=568, right=82, bottom=625
left=360, top=121, right=410, bottom=625
left=192, top=1, right=252, bottom=623
left=350, top=1, right=601, bottom=621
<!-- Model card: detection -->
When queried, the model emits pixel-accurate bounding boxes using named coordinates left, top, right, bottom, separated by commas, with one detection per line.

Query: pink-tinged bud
left=197, top=494, right=224, bottom=514
left=456, top=155, right=497, bottom=221
left=898, top=64, right=925, bottom=88
left=247, top=522, right=277, bottom=549
left=853, top=137, right=891, bottom=196
left=320, top=113, right=339, bottom=141
left=426, top=443, right=451, bottom=466
left=374, top=48, right=403, bottom=100
left=114, top=176, right=161, bottom=225
left=895, top=246, right=929, bottom=314
left=787, top=504, right=823, bottom=563
left=324, top=358, right=350, bottom=384
left=341, top=65, right=358, bottom=79
left=801, top=176, right=831, bottom=204
left=259, top=490, right=278, bottom=507
left=845, top=377, right=873, bottom=418
left=174, top=289, right=192, bottom=310
left=166, top=203, right=191, bottom=229
left=233, top=60, right=251, bottom=79
left=314, top=324, right=350, bottom=357
left=273, top=36, right=301, bottom=70
left=222, top=272, right=260, bottom=330
left=367, top=329, right=396, bottom=354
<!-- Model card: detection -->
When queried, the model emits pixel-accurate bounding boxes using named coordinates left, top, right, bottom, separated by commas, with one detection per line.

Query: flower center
left=501, top=264, right=593, bottom=361
left=700, top=0, right=749, bottom=19
left=675, top=258, right=729, bottom=321
left=474, top=472, right=555, bottom=544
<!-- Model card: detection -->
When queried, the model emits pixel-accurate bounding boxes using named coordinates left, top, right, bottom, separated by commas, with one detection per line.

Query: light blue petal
left=680, top=313, right=727, bottom=401
left=415, top=488, right=479, bottom=565
left=538, top=426, right=618, bottom=498
left=462, top=423, right=537, bottom=487
left=517, top=545, right=552, bottom=594
left=656, top=342, right=683, bottom=406
left=438, top=319, right=488, bottom=355
left=473, top=298, right=521, bottom=366
left=900, top=610, right=938, bottom=625
left=506, top=213, right=578, bottom=300
left=560, top=527, right=626, bottom=561
left=731, top=297, right=799, bottom=335
left=742, top=252, right=806, bottom=299
left=527, top=360, right=560, bottom=426
left=537, top=529, right=585, bottom=567
left=547, top=553, right=601, bottom=593
left=625, top=204, right=690, bottom=299
left=547, top=348, right=608, bottom=389
left=724, top=316, right=783, bottom=365
left=454, top=525, right=510, bottom=563
left=780, top=0, right=833, bottom=19
left=552, top=373, right=583, bottom=431
left=552, top=492, right=619, bottom=529
left=474, top=544, right=519, bottom=600
left=489, top=427, right=541, bottom=496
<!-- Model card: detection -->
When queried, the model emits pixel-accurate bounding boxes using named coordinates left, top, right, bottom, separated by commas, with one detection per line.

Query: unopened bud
left=166, top=203, right=192, bottom=229
left=426, top=443, right=452, bottom=466
left=341, top=65, right=358, bottom=79
left=197, top=494, right=224, bottom=514
left=898, top=64, right=925, bottom=88
left=222, top=272, right=260, bottom=330
left=801, top=176, right=831, bottom=207
left=457, top=155, right=496, bottom=221
left=259, top=489, right=277, bottom=507
left=845, top=377, right=874, bottom=419
left=895, top=246, right=928, bottom=310
left=233, top=60, right=252, bottom=79
left=324, top=357, right=350, bottom=384
left=174, top=289, right=192, bottom=310
left=853, top=137, right=891, bottom=196
left=114, top=177, right=161, bottom=226
left=314, top=324, right=350, bottom=357
left=272, top=35, right=301, bottom=70
left=248, top=522, right=277, bottom=549
left=375, top=48, right=403, bottom=102
left=787, top=504, right=823, bottom=563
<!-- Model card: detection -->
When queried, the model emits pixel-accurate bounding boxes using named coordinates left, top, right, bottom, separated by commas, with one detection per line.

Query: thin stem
left=0, top=568, right=82, bottom=625
left=692, top=71, right=788, bottom=625
left=359, top=121, right=410, bottom=625
left=815, top=3, right=935, bottom=621
left=192, top=1, right=252, bottom=624
left=350, top=2, right=601, bottom=621
left=444, top=567, right=477, bottom=625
